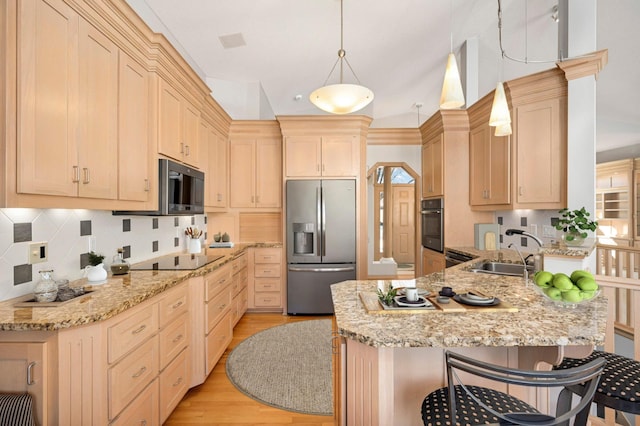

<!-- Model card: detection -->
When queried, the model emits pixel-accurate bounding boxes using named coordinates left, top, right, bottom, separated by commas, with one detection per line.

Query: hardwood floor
left=164, top=313, right=335, bottom=426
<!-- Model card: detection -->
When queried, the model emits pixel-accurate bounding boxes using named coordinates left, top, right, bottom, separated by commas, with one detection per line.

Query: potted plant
left=88, top=251, right=105, bottom=266
left=554, top=207, right=598, bottom=246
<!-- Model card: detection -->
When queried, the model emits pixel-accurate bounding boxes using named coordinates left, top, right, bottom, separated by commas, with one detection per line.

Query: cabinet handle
left=172, top=377, right=183, bottom=387
left=82, top=167, right=90, bottom=184
left=173, top=334, right=184, bottom=343
left=131, top=324, right=146, bottom=335
left=144, top=179, right=150, bottom=192
left=322, top=164, right=325, bottom=172
left=141, top=421, right=147, bottom=426
left=220, top=303, right=226, bottom=309
left=316, top=164, right=320, bottom=172
left=519, top=186, right=523, bottom=196
left=251, top=196, right=255, bottom=203
left=132, top=366, right=147, bottom=378
left=217, top=193, right=222, bottom=202
left=180, top=142, right=184, bottom=154
left=185, top=145, right=190, bottom=156
left=26, top=361, right=36, bottom=385
left=172, top=300, right=183, bottom=309
left=72, top=166, right=80, bottom=183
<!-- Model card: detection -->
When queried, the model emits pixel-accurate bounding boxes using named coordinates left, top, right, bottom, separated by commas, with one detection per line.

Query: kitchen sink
left=468, top=261, right=534, bottom=277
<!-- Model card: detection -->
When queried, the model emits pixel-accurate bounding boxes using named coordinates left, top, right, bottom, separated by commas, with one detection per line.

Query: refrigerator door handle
left=288, top=266, right=356, bottom=273
left=316, top=186, right=322, bottom=257
left=321, top=186, right=326, bottom=257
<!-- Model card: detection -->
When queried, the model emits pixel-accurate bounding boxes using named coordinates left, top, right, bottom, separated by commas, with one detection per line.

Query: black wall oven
left=421, top=198, right=444, bottom=253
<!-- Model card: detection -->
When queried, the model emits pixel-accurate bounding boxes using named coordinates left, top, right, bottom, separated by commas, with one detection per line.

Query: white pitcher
left=85, top=263, right=107, bottom=282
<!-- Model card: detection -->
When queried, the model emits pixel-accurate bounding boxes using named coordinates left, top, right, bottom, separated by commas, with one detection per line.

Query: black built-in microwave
left=114, top=159, right=204, bottom=216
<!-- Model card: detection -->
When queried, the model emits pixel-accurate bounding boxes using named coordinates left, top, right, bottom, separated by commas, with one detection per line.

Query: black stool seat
left=555, top=350, right=640, bottom=414
left=422, top=384, right=547, bottom=425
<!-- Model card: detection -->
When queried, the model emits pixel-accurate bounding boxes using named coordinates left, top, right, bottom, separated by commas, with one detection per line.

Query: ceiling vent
left=218, top=33, right=246, bottom=49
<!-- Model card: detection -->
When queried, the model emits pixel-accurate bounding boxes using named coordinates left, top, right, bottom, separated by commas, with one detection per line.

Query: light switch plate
left=28, top=242, right=48, bottom=264
left=543, top=225, right=556, bottom=238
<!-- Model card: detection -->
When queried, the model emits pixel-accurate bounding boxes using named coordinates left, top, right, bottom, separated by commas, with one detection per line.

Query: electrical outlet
left=543, top=225, right=556, bottom=238
left=28, top=242, right=48, bottom=264
left=530, top=224, right=538, bottom=236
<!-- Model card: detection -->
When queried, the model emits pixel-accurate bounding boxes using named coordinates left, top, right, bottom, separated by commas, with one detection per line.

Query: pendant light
left=309, top=0, right=373, bottom=114
left=488, top=0, right=511, bottom=134
left=439, top=0, right=465, bottom=109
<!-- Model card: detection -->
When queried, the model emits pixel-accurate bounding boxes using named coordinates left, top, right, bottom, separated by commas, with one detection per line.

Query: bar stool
left=554, top=350, right=640, bottom=422
left=421, top=351, right=605, bottom=426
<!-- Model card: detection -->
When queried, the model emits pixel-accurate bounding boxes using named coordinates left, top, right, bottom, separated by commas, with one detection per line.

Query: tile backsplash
left=495, top=210, right=561, bottom=251
left=0, top=209, right=205, bottom=302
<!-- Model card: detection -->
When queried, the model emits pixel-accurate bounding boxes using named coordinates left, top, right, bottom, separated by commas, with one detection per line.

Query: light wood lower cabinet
left=159, top=348, right=190, bottom=423
left=231, top=253, right=249, bottom=326
left=109, top=379, right=159, bottom=426
left=422, top=249, right=445, bottom=275
left=248, top=248, right=283, bottom=311
left=203, top=263, right=234, bottom=375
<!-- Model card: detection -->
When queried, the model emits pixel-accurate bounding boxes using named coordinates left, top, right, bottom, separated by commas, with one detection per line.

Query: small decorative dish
left=454, top=294, right=500, bottom=307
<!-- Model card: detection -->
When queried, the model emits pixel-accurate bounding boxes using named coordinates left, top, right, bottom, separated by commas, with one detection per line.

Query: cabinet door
left=469, top=127, right=489, bottom=205
left=182, top=100, right=200, bottom=167
left=422, top=135, right=443, bottom=197
left=515, top=99, right=564, bottom=205
left=0, top=342, right=48, bottom=425
left=422, top=249, right=445, bottom=275
left=255, top=138, right=282, bottom=208
left=158, top=79, right=184, bottom=161
left=322, top=136, right=359, bottom=177
left=285, top=136, right=321, bottom=177
left=205, top=127, right=228, bottom=208
left=18, top=0, right=79, bottom=196
left=77, top=19, right=119, bottom=199
left=229, top=139, right=256, bottom=207
left=118, top=51, right=151, bottom=202
left=488, top=133, right=510, bottom=204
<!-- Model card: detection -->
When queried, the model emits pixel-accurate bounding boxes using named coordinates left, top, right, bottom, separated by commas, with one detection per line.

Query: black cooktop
left=130, top=253, right=224, bottom=271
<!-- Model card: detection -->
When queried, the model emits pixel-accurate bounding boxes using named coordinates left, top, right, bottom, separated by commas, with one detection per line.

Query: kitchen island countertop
left=331, top=263, right=607, bottom=349
left=0, top=243, right=281, bottom=331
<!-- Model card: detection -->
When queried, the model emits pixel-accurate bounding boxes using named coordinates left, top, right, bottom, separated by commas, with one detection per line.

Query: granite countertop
left=0, top=243, right=281, bottom=332
left=331, top=262, right=607, bottom=349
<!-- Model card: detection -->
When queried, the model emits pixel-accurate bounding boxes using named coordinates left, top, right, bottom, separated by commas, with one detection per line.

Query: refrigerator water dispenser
left=292, top=223, right=315, bottom=255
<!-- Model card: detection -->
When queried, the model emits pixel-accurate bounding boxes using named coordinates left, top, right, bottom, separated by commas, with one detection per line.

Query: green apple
left=545, top=287, right=562, bottom=300
left=581, top=290, right=597, bottom=300
left=562, top=289, right=583, bottom=303
left=571, top=270, right=594, bottom=283
left=534, top=271, right=554, bottom=288
left=576, top=277, right=598, bottom=291
left=552, top=273, right=574, bottom=291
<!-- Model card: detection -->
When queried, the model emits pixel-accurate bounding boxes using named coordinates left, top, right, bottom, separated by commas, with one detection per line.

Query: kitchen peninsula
left=331, top=262, right=607, bottom=426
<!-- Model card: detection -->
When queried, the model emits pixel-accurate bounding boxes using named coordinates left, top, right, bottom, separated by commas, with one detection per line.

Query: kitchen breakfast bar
left=331, top=264, right=607, bottom=426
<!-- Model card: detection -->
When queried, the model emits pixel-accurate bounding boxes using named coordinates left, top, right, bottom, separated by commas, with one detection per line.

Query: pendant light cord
left=320, top=0, right=363, bottom=86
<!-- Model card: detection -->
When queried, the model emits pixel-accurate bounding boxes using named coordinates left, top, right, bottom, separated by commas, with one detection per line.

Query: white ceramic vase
left=85, top=263, right=107, bottom=282
left=188, top=238, right=201, bottom=254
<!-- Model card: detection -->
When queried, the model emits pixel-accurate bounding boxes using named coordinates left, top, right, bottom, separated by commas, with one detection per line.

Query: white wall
left=0, top=209, right=206, bottom=302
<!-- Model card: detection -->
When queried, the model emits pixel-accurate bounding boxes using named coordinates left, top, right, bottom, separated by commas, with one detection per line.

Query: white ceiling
left=127, top=0, right=640, bottom=153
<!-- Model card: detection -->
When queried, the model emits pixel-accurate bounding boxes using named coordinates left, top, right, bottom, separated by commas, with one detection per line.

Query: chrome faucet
left=508, top=243, right=529, bottom=286
left=505, top=229, right=543, bottom=247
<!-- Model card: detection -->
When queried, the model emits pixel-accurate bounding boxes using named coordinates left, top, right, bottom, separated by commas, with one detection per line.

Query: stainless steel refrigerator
left=286, top=179, right=356, bottom=314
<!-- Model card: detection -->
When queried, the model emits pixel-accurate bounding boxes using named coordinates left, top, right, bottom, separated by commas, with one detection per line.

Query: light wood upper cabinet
left=469, top=126, right=511, bottom=206
left=229, top=137, right=281, bottom=209
left=118, top=51, right=153, bottom=203
left=202, top=120, right=228, bottom=209
left=421, top=134, right=443, bottom=198
left=285, top=135, right=359, bottom=177
left=468, top=68, right=567, bottom=210
left=514, top=98, right=565, bottom=206
left=158, top=79, right=201, bottom=168
left=17, top=0, right=80, bottom=197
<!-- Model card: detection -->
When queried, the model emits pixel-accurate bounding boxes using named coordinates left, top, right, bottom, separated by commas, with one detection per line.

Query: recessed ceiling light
left=294, top=95, right=303, bottom=101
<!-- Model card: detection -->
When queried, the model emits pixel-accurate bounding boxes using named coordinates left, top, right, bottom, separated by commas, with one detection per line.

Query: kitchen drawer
left=158, top=283, right=189, bottom=329
left=109, top=335, right=159, bottom=419
left=205, top=265, right=232, bottom=302
left=254, top=292, right=281, bottom=308
left=232, top=252, right=248, bottom=275
left=159, top=347, right=190, bottom=423
left=109, top=378, right=159, bottom=426
left=254, top=264, right=281, bottom=278
left=159, top=311, right=189, bottom=370
left=254, top=248, right=281, bottom=264
left=107, top=303, right=158, bottom=364
left=206, top=311, right=232, bottom=374
left=254, top=278, right=281, bottom=292
left=206, top=286, right=232, bottom=334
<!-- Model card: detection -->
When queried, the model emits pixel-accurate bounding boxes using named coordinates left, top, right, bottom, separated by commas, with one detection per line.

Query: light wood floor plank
left=165, top=313, right=335, bottom=426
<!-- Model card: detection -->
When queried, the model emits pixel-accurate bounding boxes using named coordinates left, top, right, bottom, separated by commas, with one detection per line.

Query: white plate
left=397, top=288, right=430, bottom=297
left=394, top=295, right=431, bottom=307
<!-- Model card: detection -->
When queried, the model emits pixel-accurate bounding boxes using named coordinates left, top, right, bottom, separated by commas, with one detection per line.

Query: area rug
left=225, top=319, right=333, bottom=416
